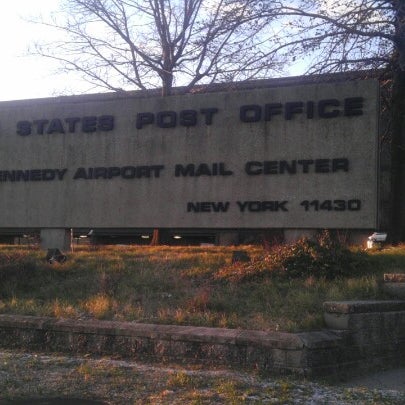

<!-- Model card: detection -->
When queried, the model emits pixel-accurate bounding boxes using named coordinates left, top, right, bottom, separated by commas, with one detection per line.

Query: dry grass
left=0, top=244, right=403, bottom=331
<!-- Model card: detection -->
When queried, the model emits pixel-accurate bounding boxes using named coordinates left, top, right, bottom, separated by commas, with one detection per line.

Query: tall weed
left=215, top=231, right=369, bottom=282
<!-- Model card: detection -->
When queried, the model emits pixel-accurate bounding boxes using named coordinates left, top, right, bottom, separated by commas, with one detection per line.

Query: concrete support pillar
left=217, top=231, right=239, bottom=246
left=40, top=229, right=72, bottom=251
left=283, top=229, right=317, bottom=244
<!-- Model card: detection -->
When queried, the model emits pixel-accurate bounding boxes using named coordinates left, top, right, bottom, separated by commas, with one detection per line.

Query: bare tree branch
left=31, top=0, right=277, bottom=94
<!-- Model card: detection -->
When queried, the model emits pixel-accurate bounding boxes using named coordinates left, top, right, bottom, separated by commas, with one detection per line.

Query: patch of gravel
left=0, top=350, right=404, bottom=404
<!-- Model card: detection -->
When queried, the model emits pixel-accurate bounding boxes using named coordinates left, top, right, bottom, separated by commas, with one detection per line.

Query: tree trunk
left=150, top=228, right=160, bottom=245
left=150, top=73, right=173, bottom=246
left=161, top=70, right=173, bottom=97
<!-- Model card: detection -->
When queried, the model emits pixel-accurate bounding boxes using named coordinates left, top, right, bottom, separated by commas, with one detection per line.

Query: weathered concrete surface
left=40, top=229, right=72, bottom=251
left=323, top=300, right=405, bottom=314
left=0, top=79, right=378, bottom=230
left=324, top=300, right=405, bottom=374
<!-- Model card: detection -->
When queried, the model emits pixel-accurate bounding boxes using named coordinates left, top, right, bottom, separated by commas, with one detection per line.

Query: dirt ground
left=1, top=350, right=405, bottom=404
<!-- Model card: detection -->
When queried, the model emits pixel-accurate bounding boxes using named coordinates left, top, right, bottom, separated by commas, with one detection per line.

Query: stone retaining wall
left=0, top=314, right=347, bottom=377
left=323, top=300, right=405, bottom=373
left=1, top=300, right=405, bottom=378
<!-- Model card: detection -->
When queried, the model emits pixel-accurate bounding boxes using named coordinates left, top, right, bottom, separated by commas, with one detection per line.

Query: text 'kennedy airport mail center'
left=0, top=74, right=383, bottom=247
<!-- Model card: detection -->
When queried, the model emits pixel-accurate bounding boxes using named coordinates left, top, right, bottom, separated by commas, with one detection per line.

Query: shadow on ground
left=340, top=368, right=405, bottom=391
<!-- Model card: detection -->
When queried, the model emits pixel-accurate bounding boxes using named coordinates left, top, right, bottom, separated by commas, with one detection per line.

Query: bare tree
left=259, top=1, right=401, bottom=73
left=257, top=0, right=405, bottom=242
left=34, top=0, right=279, bottom=96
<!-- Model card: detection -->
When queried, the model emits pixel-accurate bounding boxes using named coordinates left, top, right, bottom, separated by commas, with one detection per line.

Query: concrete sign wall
left=0, top=79, right=379, bottom=229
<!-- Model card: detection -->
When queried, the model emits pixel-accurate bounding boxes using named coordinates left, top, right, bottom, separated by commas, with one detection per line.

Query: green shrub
left=215, top=231, right=368, bottom=282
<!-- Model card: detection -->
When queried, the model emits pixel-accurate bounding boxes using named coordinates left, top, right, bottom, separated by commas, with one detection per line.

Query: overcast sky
left=0, top=0, right=86, bottom=101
